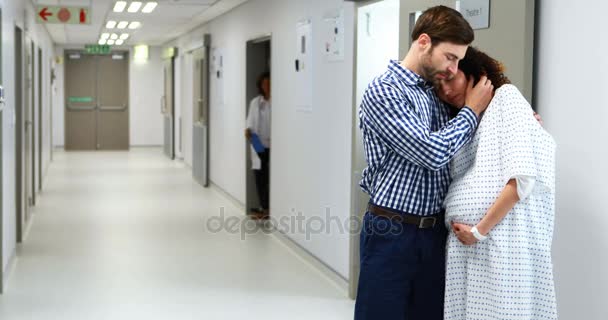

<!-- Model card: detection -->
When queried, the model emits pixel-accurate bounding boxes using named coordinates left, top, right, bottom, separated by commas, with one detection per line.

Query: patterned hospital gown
left=443, top=84, right=558, bottom=319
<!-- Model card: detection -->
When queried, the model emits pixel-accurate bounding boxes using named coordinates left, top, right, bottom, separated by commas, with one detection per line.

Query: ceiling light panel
left=113, top=1, right=127, bottom=13
left=117, top=21, right=129, bottom=29
left=128, top=21, right=141, bottom=29
left=128, top=2, right=143, bottom=13
left=106, top=20, right=117, bottom=29
left=142, top=2, right=158, bottom=13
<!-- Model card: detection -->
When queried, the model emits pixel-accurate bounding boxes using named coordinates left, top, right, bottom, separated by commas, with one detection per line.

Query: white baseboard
left=1, top=247, right=18, bottom=294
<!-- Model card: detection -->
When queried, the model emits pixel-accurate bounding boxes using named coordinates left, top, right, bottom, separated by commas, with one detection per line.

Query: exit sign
left=36, top=6, right=91, bottom=25
left=85, top=45, right=111, bottom=55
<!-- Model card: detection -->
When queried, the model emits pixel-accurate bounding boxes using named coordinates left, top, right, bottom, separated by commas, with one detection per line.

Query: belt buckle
left=419, top=217, right=437, bottom=228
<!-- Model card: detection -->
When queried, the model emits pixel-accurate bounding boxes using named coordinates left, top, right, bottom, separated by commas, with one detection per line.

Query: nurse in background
left=435, top=47, right=558, bottom=320
left=245, top=72, right=271, bottom=220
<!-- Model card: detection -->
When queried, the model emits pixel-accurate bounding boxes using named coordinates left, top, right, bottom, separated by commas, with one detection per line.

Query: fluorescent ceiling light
left=142, top=2, right=158, bottom=13
left=117, top=21, right=129, bottom=29
left=110, top=33, right=119, bottom=40
left=120, top=33, right=130, bottom=40
left=128, top=1, right=143, bottom=13
left=98, top=39, right=107, bottom=45
left=101, top=33, right=110, bottom=39
left=107, top=39, right=116, bottom=45
left=128, top=21, right=141, bottom=29
left=106, top=20, right=117, bottom=29
left=115, top=39, right=124, bottom=46
left=113, top=1, right=127, bottom=13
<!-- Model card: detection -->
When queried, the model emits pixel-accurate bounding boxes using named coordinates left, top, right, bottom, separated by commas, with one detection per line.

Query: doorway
left=350, top=0, right=401, bottom=298
left=64, top=51, right=130, bottom=150
left=38, top=47, right=43, bottom=192
left=161, top=47, right=177, bottom=160
left=245, top=36, right=271, bottom=217
left=14, top=26, right=32, bottom=243
left=192, top=35, right=211, bottom=187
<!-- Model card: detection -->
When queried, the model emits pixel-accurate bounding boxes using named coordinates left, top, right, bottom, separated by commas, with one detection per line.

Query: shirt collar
left=388, top=60, right=434, bottom=90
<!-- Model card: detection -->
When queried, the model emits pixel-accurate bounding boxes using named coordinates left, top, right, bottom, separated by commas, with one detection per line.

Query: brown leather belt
left=367, top=203, right=443, bottom=229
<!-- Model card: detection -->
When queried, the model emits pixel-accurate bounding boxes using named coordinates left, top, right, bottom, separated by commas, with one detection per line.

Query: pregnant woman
left=434, top=47, right=558, bottom=320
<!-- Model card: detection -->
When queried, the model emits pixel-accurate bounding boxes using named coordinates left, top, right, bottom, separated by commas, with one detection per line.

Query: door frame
left=162, top=47, right=177, bottom=160
left=244, top=34, right=272, bottom=216
left=192, top=34, right=211, bottom=187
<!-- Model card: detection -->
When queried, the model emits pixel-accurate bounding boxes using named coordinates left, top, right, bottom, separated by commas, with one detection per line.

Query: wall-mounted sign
left=85, top=44, right=111, bottom=55
left=323, top=9, right=345, bottom=62
left=36, top=6, right=91, bottom=25
left=456, top=0, right=491, bottom=30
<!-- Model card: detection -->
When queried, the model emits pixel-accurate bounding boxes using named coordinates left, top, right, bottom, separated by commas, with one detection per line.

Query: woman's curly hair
left=459, top=46, right=511, bottom=89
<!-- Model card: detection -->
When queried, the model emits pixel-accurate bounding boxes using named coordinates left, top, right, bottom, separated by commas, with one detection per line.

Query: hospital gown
left=443, top=84, right=558, bottom=319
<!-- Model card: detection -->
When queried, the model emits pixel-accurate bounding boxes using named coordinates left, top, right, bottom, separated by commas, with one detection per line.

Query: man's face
left=419, top=41, right=467, bottom=82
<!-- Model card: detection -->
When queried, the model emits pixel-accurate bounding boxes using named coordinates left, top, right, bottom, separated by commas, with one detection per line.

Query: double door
left=65, top=51, right=129, bottom=150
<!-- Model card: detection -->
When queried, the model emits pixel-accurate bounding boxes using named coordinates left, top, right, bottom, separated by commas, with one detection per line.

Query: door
left=192, top=35, right=211, bottom=187
left=14, top=26, right=26, bottom=242
left=64, top=51, right=129, bottom=150
left=38, top=47, right=43, bottom=191
left=0, top=8, right=4, bottom=292
left=97, top=53, right=129, bottom=150
left=65, top=52, right=97, bottom=150
left=162, top=55, right=175, bottom=159
left=24, top=39, right=34, bottom=219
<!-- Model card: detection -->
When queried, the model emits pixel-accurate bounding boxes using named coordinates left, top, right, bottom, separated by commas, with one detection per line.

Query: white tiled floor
left=0, top=148, right=354, bottom=319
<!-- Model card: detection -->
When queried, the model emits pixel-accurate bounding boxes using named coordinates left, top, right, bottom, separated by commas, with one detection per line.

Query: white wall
left=1, top=0, right=55, bottom=281
left=535, top=1, right=608, bottom=318
left=53, top=46, right=164, bottom=147
left=167, top=0, right=355, bottom=278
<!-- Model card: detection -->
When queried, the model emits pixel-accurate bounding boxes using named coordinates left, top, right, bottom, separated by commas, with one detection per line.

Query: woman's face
left=435, top=69, right=467, bottom=108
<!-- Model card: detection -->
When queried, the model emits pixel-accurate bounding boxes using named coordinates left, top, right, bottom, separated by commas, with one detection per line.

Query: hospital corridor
left=0, top=0, right=605, bottom=319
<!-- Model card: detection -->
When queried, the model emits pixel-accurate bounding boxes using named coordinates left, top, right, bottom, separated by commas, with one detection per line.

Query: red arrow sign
left=39, top=7, right=52, bottom=21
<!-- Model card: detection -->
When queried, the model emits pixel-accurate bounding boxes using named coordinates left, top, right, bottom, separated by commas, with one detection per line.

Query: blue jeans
left=354, top=211, right=448, bottom=320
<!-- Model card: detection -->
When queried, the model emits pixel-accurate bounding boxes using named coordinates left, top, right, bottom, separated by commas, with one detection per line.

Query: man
left=354, top=6, right=494, bottom=320
left=245, top=72, right=271, bottom=220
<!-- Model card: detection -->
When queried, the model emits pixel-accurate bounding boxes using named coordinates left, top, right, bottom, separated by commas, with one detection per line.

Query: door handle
left=99, top=105, right=127, bottom=111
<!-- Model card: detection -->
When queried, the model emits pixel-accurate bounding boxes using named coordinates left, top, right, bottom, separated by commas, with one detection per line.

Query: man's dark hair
left=411, top=5, right=474, bottom=46
left=257, top=71, right=270, bottom=96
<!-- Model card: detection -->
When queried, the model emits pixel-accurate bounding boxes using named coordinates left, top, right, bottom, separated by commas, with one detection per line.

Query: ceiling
left=33, top=0, right=249, bottom=46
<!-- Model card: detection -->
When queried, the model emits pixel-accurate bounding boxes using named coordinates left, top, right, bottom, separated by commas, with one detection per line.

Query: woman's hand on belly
left=451, top=221, right=479, bottom=245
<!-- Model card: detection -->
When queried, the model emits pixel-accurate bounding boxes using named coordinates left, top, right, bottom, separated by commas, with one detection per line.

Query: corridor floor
left=0, top=148, right=354, bottom=319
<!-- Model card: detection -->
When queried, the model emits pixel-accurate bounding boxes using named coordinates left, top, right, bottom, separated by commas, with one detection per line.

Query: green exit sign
left=85, top=44, right=111, bottom=55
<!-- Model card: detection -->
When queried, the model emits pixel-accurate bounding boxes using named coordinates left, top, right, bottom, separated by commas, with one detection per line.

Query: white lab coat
left=246, top=95, right=271, bottom=170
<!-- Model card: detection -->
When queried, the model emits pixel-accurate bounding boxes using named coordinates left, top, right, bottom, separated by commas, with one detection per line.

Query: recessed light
left=128, top=21, right=141, bottom=29
left=106, top=20, right=117, bottom=29
left=115, top=39, right=124, bottom=46
left=113, top=1, right=127, bottom=13
left=117, top=21, right=129, bottom=29
left=107, top=39, right=116, bottom=45
left=120, top=33, right=130, bottom=40
left=101, top=33, right=110, bottom=39
left=110, top=33, right=119, bottom=40
left=128, top=2, right=143, bottom=13
left=142, top=2, right=158, bottom=13
left=98, top=39, right=107, bottom=45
